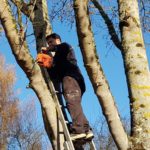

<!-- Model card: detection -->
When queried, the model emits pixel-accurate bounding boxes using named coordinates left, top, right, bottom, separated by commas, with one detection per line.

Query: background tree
left=7, top=99, right=51, bottom=150
left=0, top=54, right=51, bottom=149
left=0, top=54, right=19, bottom=149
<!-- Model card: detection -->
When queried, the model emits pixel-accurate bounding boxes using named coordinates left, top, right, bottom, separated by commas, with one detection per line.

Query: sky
left=1, top=1, right=150, bottom=143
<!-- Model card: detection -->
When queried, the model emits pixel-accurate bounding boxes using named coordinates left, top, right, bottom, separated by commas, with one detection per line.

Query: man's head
left=46, top=33, right=61, bottom=50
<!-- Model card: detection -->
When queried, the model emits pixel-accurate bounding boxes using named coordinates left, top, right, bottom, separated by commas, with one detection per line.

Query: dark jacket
left=48, top=42, right=86, bottom=93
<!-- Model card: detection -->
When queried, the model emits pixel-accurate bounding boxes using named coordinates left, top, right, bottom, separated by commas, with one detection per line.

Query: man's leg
left=62, top=76, right=90, bottom=134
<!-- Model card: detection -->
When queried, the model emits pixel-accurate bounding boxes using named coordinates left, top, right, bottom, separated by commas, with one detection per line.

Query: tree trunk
left=30, top=0, right=65, bottom=149
left=118, top=0, right=150, bottom=149
left=0, top=0, right=58, bottom=149
left=73, top=0, right=128, bottom=149
left=11, top=0, right=65, bottom=149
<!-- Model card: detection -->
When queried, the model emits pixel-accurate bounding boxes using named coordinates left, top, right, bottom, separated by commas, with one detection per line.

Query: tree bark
left=0, top=0, right=58, bottom=149
left=118, top=0, right=150, bottom=149
left=73, top=0, right=128, bottom=149
left=30, top=0, right=65, bottom=149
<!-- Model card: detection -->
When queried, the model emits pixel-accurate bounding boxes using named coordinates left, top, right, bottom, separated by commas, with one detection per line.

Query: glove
left=36, top=53, right=53, bottom=68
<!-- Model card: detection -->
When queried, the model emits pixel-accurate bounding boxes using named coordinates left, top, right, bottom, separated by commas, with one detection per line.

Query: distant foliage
left=0, top=54, right=19, bottom=148
left=92, top=117, right=130, bottom=150
left=0, top=54, right=51, bottom=150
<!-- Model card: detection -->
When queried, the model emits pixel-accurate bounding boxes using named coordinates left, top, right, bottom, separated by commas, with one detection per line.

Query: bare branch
left=10, top=0, right=30, bottom=17
left=91, top=0, right=122, bottom=51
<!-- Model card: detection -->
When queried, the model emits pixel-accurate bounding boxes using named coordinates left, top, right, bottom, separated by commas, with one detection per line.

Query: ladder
left=43, top=69, right=97, bottom=150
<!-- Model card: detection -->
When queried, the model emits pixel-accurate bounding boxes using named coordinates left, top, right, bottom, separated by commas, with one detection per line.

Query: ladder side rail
left=90, top=140, right=97, bottom=150
left=43, top=69, right=75, bottom=150
left=43, top=69, right=97, bottom=150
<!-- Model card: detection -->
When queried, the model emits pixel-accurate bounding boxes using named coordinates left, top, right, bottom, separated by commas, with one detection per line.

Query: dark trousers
left=62, top=76, right=90, bottom=134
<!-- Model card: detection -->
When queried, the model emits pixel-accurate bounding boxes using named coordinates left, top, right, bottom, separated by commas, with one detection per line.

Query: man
left=38, top=33, right=93, bottom=140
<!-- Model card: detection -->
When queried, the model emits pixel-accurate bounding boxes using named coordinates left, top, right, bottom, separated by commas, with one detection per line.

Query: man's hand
left=41, top=47, right=49, bottom=53
left=36, top=53, right=53, bottom=68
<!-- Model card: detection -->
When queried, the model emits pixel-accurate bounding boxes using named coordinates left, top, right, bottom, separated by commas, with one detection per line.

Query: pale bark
left=73, top=0, right=128, bottom=149
left=30, top=0, right=64, bottom=149
left=10, top=0, right=30, bottom=17
left=10, top=0, right=65, bottom=149
left=30, top=0, right=52, bottom=51
left=0, top=0, right=58, bottom=149
left=118, top=0, right=150, bottom=149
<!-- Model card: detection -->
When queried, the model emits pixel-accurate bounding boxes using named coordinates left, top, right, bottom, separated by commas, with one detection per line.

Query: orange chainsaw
left=36, top=53, right=53, bottom=68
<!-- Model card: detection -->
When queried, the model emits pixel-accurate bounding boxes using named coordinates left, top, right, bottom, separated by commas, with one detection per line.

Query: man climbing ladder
left=37, top=33, right=94, bottom=141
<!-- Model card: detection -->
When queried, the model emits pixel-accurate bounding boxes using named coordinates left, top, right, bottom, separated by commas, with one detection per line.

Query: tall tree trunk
left=0, top=0, right=58, bottom=149
left=11, top=0, right=65, bottom=149
left=73, top=0, right=128, bottom=149
left=31, top=0, right=52, bottom=51
left=30, top=0, right=65, bottom=149
left=118, top=0, right=150, bottom=149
